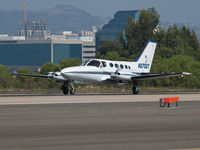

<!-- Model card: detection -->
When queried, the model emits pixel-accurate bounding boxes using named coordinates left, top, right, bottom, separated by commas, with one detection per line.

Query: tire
left=63, top=86, right=69, bottom=95
left=132, top=86, right=139, bottom=94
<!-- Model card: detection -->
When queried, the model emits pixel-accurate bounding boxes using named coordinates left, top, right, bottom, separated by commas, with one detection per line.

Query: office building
left=96, top=8, right=152, bottom=48
left=0, top=39, right=82, bottom=71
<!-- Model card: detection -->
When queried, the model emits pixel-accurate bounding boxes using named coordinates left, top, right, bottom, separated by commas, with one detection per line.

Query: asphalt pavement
left=0, top=99, right=200, bottom=150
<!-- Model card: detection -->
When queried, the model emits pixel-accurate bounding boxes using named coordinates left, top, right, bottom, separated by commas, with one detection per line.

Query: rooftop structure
left=17, top=4, right=50, bottom=40
left=18, top=20, right=50, bottom=40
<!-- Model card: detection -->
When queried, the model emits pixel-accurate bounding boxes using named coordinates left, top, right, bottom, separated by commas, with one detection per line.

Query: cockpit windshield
left=87, top=60, right=101, bottom=67
left=81, top=63, right=86, bottom=66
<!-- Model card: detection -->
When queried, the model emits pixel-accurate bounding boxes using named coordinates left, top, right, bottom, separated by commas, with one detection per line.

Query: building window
left=83, top=46, right=96, bottom=48
left=83, top=51, right=96, bottom=53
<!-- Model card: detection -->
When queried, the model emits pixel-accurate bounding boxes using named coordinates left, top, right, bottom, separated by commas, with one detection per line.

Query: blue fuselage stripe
left=63, top=71, right=141, bottom=76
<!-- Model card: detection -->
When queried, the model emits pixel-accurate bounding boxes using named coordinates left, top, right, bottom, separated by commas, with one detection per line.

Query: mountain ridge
left=0, top=4, right=107, bottom=35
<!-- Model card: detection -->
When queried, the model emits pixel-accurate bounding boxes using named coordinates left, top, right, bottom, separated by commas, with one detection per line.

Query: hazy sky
left=1, top=0, right=200, bottom=24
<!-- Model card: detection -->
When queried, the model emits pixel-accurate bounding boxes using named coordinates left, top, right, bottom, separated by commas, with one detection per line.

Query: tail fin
left=135, top=40, right=157, bottom=73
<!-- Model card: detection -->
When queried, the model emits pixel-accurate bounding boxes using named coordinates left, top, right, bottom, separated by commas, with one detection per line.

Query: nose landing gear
left=61, top=81, right=75, bottom=95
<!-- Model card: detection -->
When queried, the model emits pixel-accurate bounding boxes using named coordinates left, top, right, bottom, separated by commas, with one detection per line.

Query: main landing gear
left=62, top=81, right=75, bottom=95
left=132, top=81, right=139, bottom=94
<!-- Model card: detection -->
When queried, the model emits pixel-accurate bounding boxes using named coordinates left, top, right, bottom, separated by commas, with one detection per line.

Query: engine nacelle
left=48, top=72, right=68, bottom=81
left=111, top=72, right=132, bottom=81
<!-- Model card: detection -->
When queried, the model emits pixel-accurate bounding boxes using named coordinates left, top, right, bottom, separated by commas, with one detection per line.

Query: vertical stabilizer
left=135, top=40, right=157, bottom=73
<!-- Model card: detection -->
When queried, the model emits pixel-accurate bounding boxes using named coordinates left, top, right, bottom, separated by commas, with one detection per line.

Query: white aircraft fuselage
left=61, top=60, right=142, bottom=83
left=61, top=41, right=157, bottom=83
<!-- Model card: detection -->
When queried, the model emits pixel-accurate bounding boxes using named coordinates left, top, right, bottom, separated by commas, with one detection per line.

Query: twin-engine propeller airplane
left=13, top=40, right=191, bottom=95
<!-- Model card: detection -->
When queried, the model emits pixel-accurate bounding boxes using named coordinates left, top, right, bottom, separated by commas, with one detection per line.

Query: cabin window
left=110, top=63, right=113, bottom=67
left=87, top=60, right=101, bottom=67
left=128, top=66, right=131, bottom=70
left=115, top=64, right=119, bottom=68
left=102, top=61, right=107, bottom=67
left=120, top=64, right=124, bottom=69
left=125, top=65, right=128, bottom=69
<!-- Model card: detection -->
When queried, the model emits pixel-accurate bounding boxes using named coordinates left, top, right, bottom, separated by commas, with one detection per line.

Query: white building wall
left=82, top=41, right=96, bottom=63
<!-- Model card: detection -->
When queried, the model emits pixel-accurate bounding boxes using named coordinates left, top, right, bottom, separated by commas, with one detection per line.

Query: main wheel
left=132, top=86, right=139, bottom=94
left=63, top=86, right=69, bottom=95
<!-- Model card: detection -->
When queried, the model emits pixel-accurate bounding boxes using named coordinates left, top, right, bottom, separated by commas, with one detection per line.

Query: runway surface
left=0, top=93, right=200, bottom=105
left=0, top=94, right=200, bottom=150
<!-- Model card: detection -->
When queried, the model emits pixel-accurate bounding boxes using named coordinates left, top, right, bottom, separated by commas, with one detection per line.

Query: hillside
left=0, top=5, right=107, bottom=35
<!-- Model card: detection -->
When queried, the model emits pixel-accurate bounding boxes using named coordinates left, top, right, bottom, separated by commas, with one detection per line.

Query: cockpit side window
left=101, top=61, right=107, bottom=67
left=87, top=60, right=101, bottom=67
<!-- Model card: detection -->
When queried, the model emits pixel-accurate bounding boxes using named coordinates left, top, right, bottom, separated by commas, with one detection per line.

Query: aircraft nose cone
left=61, top=66, right=84, bottom=80
left=61, top=68, right=71, bottom=79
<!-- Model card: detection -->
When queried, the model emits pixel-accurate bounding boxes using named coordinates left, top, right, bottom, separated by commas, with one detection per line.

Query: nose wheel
left=62, top=81, right=75, bottom=95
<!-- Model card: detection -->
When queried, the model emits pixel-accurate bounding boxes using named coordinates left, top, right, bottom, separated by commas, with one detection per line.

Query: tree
left=119, top=30, right=127, bottom=49
left=103, top=51, right=120, bottom=60
left=40, top=63, right=60, bottom=74
left=16, top=68, right=36, bottom=89
left=97, top=7, right=200, bottom=88
left=97, top=40, right=121, bottom=57
left=125, top=8, right=160, bottom=57
left=0, top=65, right=14, bottom=88
left=59, top=58, right=81, bottom=69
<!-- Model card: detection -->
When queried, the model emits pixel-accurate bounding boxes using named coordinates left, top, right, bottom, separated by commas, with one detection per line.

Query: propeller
left=111, top=68, right=121, bottom=79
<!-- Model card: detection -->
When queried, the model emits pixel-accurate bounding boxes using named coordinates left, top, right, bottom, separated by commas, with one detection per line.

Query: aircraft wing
left=12, top=73, right=49, bottom=78
left=131, top=72, right=191, bottom=80
left=12, top=72, right=69, bottom=82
